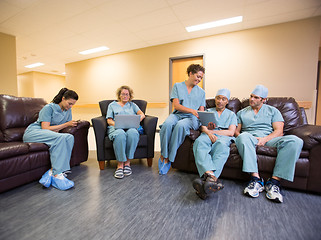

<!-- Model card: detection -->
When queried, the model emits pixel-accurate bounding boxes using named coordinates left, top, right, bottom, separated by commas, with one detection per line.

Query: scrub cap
left=252, top=85, right=268, bottom=99
left=216, top=88, right=230, bottom=100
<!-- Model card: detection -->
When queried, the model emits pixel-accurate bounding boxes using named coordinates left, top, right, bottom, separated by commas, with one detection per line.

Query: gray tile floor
left=1, top=151, right=321, bottom=240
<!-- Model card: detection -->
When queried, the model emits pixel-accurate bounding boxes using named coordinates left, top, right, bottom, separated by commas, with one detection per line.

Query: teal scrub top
left=206, top=108, right=238, bottom=130
left=27, top=103, right=72, bottom=130
left=171, top=81, right=206, bottom=117
left=237, top=104, right=284, bottom=138
left=106, top=101, right=141, bottom=119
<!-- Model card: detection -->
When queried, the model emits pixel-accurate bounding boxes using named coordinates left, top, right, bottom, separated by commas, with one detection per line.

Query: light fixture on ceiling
left=79, top=46, right=109, bottom=55
left=24, top=62, right=44, bottom=68
left=185, top=16, right=243, bottom=32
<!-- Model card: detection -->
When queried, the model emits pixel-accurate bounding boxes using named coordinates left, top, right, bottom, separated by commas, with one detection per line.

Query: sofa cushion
left=0, top=142, right=29, bottom=160
left=0, top=95, right=46, bottom=142
left=27, top=142, right=49, bottom=152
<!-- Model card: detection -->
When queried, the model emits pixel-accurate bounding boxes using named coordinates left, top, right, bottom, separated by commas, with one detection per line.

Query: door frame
left=168, top=54, right=205, bottom=114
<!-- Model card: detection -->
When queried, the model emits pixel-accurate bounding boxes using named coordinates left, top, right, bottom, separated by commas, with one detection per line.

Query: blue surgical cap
left=252, top=85, right=268, bottom=98
left=216, top=88, right=230, bottom=100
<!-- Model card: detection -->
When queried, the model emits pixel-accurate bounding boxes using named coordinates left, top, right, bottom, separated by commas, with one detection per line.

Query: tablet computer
left=197, top=111, right=216, bottom=126
left=114, top=114, right=140, bottom=129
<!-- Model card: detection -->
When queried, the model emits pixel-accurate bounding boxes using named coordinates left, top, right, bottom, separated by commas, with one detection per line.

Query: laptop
left=197, top=111, right=216, bottom=126
left=114, top=114, right=140, bottom=129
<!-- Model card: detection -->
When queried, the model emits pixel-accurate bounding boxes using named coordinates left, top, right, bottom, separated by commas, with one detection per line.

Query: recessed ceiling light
left=24, top=62, right=44, bottom=68
left=79, top=46, right=109, bottom=55
left=186, top=16, right=243, bottom=32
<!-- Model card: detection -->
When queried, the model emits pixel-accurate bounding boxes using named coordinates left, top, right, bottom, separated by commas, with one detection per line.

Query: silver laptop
left=114, top=114, right=140, bottom=129
left=197, top=111, right=216, bottom=126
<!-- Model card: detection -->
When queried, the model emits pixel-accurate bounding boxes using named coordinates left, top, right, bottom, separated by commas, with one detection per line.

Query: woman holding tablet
left=159, top=64, right=206, bottom=175
left=106, top=86, right=145, bottom=179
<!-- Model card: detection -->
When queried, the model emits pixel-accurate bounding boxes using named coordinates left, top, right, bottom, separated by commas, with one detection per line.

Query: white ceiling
left=0, top=0, right=320, bottom=75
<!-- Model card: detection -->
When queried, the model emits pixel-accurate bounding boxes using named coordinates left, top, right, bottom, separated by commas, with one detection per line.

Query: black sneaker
left=203, top=174, right=224, bottom=194
left=192, top=178, right=207, bottom=200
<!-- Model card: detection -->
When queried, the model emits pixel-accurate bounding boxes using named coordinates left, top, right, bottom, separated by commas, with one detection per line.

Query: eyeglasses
left=120, top=93, right=129, bottom=96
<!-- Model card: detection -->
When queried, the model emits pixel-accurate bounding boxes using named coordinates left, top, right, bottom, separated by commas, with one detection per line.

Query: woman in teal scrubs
left=23, top=88, right=79, bottom=190
left=106, top=86, right=145, bottom=179
left=159, top=64, right=206, bottom=175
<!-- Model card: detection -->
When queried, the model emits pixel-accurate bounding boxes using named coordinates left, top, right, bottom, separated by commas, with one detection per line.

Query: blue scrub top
left=106, top=101, right=141, bottom=119
left=206, top=108, right=237, bottom=130
left=26, top=103, right=72, bottom=130
left=171, top=81, right=205, bottom=117
left=237, top=104, right=284, bottom=137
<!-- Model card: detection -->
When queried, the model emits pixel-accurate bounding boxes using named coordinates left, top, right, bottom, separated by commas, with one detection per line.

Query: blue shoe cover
left=52, top=174, right=74, bottom=190
left=158, top=158, right=164, bottom=173
left=39, top=169, right=52, bottom=188
left=159, top=161, right=171, bottom=175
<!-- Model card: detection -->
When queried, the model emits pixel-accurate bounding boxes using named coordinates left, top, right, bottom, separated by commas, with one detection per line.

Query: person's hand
left=207, top=122, right=216, bottom=130
left=256, top=137, right=268, bottom=146
left=191, top=109, right=199, bottom=118
left=207, top=132, right=217, bottom=143
left=67, top=120, right=78, bottom=127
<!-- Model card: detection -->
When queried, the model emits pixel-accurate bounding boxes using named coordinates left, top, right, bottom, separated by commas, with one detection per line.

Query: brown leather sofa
left=172, top=97, right=321, bottom=194
left=0, top=94, right=90, bottom=193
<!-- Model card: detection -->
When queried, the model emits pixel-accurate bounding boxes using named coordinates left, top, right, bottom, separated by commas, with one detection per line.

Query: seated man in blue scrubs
left=235, top=85, right=303, bottom=203
left=192, top=88, right=237, bottom=200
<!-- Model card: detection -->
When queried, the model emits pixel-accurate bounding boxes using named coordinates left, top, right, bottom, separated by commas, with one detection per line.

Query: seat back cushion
left=0, top=95, right=47, bottom=142
left=241, top=97, right=303, bottom=132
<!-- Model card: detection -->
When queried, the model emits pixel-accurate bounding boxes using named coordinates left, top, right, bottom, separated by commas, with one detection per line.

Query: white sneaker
left=244, top=178, right=264, bottom=198
left=265, top=180, right=283, bottom=203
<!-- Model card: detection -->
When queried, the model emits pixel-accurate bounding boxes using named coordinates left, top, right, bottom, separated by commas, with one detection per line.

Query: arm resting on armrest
left=60, top=120, right=90, bottom=134
left=286, top=124, right=321, bottom=150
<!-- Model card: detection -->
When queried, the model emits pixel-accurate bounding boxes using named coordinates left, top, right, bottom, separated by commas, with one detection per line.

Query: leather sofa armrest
left=60, top=120, right=90, bottom=134
left=189, top=129, right=201, bottom=141
left=91, top=116, right=107, bottom=161
left=286, top=124, right=321, bottom=150
left=142, top=115, right=158, bottom=158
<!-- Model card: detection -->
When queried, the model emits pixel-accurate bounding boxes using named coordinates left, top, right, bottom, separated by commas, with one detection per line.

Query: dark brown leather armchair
left=0, top=94, right=90, bottom=193
left=91, top=100, right=158, bottom=170
left=172, top=97, right=321, bottom=194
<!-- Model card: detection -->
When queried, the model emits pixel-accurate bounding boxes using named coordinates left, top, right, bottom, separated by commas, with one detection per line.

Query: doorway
left=169, top=55, right=204, bottom=113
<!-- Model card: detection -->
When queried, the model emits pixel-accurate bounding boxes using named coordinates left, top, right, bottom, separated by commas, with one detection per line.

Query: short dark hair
left=186, top=64, right=205, bottom=75
left=52, top=88, right=79, bottom=104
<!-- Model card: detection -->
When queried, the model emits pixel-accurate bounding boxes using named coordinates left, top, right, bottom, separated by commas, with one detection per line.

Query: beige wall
left=18, top=71, right=66, bottom=103
left=0, top=32, right=17, bottom=95
left=67, top=17, right=321, bottom=125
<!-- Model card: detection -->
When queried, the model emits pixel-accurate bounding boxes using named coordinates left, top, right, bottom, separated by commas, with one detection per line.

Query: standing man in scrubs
left=159, top=64, right=206, bottom=175
left=23, top=88, right=79, bottom=190
left=235, top=85, right=303, bottom=203
left=192, top=89, right=237, bottom=200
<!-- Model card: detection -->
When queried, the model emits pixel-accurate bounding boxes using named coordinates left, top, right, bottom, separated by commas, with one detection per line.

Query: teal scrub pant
left=108, top=128, right=139, bottom=162
left=235, top=132, right=303, bottom=181
left=160, top=113, right=199, bottom=162
left=193, top=133, right=233, bottom=178
left=23, top=128, right=74, bottom=175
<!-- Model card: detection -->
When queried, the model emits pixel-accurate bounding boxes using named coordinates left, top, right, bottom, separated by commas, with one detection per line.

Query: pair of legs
left=108, top=128, right=139, bottom=178
left=159, top=113, right=199, bottom=174
left=23, top=128, right=75, bottom=190
left=235, top=132, right=303, bottom=202
left=192, top=133, right=232, bottom=199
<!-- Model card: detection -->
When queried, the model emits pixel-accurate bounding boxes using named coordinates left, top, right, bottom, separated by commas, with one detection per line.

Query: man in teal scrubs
left=235, top=85, right=303, bottom=203
left=192, top=88, right=237, bottom=200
